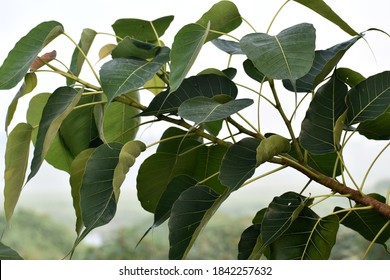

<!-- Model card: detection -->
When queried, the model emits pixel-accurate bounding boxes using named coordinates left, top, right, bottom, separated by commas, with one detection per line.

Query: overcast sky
left=0, top=0, right=389, bottom=219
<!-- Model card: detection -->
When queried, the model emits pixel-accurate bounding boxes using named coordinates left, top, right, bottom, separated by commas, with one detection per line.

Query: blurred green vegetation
left=1, top=208, right=389, bottom=260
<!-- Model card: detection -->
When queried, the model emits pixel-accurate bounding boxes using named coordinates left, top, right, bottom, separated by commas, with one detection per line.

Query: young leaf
left=28, top=87, right=83, bottom=181
left=112, top=16, right=174, bottom=42
left=178, top=96, right=253, bottom=124
left=0, top=21, right=63, bottom=89
left=196, top=0, right=242, bottom=42
left=100, top=46, right=169, bottom=104
left=168, top=186, right=227, bottom=259
left=141, top=74, right=238, bottom=116
left=67, top=28, right=97, bottom=86
left=293, top=0, right=359, bottom=36
left=346, top=71, right=390, bottom=125
left=256, top=134, right=291, bottom=165
left=98, top=44, right=116, bottom=61
left=4, top=123, right=33, bottom=222
left=240, top=23, right=316, bottom=81
left=219, top=137, right=260, bottom=192
left=169, top=23, right=210, bottom=93
left=29, top=50, right=57, bottom=71
left=300, top=73, right=348, bottom=154
left=0, top=243, right=23, bottom=260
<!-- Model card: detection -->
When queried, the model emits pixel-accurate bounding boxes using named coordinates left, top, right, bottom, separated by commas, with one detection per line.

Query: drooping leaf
left=178, top=96, right=253, bottom=124
left=0, top=21, right=63, bottom=89
left=169, top=23, right=210, bottom=93
left=5, top=72, right=37, bottom=132
left=28, top=87, right=83, bottom=181
left=357, top=108, right=390, bottom=140
left=113, top=140, right=146, bottom=202
left=112, top=16, right=174, bottom=42
left=111, top=37, right=160, bottom=59
left=103, top=92, right=140, bottom=143
left=269, top=208, right=339, bottom=260
left=4, top=123, right=33, bottom=222
left=335, top=194, right=390, bottom=247
left=219, top=137, right=260, bottom=192
left=336, top=67, right=366, bottom=88
left=0, top=243, right=23, bottom=260
left=141, top=74, right=238, bottom=116
left=243, top=59, right=267, bottom=83
left=100, top=46, right=169, bottom=104
left=169, top=186, right=227, bottom=259
left=27, top=93, right=75, bottom=173
left=346, top=71, right=390, bottom=125
left=238, top=224, right=262, bottom=260
left=293, top=0, right=359, bottom=36
left=211, top=38, right=244, bottom=55
left=300, top=73, right=348, bottom=154
left=67, top=28, right=97, bottom=86
left=256, top=134, right=290, bottom=165
left=69, top=148, right=95, bottom=235
left=196, top=0, right=242, bottom=42
left=240, top=23, right=316, bottom=81
left=283, top=36, right=360, bottom=92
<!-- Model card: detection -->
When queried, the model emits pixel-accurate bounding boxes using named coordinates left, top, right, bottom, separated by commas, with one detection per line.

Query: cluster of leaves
left=1, top=0, right=390, bottom=259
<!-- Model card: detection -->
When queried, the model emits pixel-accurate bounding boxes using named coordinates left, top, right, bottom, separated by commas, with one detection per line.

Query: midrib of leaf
left=301, top=215, right=328, bottom=259
left=274, top=36, right=293, bottom=80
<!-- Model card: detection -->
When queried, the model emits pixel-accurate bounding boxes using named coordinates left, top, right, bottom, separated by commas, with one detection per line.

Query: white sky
left=0, top=0, right=389, bottom=224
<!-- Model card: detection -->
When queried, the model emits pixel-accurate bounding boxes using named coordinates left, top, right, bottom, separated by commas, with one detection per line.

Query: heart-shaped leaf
left=0, top=21, right=63, bottom=89
left=240, top=23, right=316, bottom=81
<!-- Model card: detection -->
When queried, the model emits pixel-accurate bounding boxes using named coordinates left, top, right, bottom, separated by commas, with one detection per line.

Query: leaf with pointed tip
left=5, top=72, right=37, bottom=132
left=98, top=44, right=116, bottom=61
left=4, top=123, right=32, bottom=222
left=112, top=37, right=160, bottom=59
left=240, top=23, right=316, bottom=81
left=0, top=21, right=63, bottom=89
left=0, top=243, right=23, bottom=260
left=196, top=1, right=242, bottom=42
left=113, top=140, right=146, bottom=202
left=28, top=87, right=83, bottom=181
left=357, top=108, right=390, bottom=140
left=269, top=208, right=339, bottom=260
left=169, top=23, right=210, bottom=93
left=100, top=46, right=169, bottom=104
left=293, top=0, right=359, bottom=36
left=256, top=134, right=290, bottom=165
left=336, top=67, right=365, bottom=88
left=346, top=71, right=390, bottom=125
left=141, top=74, right=238, bottom=116
left=169, top=186, right=227, bottom=259
left=67, top=28, right=97, bottom=86
left=212, top=38, right=244, bottom=55
left=219, top=137, right=260, bottom=192
left=300, top=73, right=348, bottom=154
left=283, top=36, right=360, bottom=92
left=112, top=16, right=174, bottom=42
left=178, top=96, right=253, bottom=124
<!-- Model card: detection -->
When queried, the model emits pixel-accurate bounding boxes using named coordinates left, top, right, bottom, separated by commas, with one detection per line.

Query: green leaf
left=169, top=23, right=210, bottom=93
left=103, top=92, right=140, bottom=143
left=69, top=148, right=95, bottom=235
left=240, top=23, right=316, bottom=81
left=141, top=74, right=238, bottom=116
left=283, top=36, right=360, bottom=92
left=0, top=21, right=63, bottom=89
left=100, top=46, right=169, bottom=104
left=336, top=67, right=366, bottom=88
left=0, top=242, right=23, bottom=260
left=357, top=108, right=390, bottom=140
left=238, top=224, right=262, bottom=260
left=243, top=59, right=267, bottom=83
left=256, top=134, right=290, bottom=165
left=211, top=38, right=244, bottom=55
left=169, top=186, right=227, bottom=259
left=300, top=73, right=348, bottom=154
left=269, top=208, right=339, bottom=260
left=113, top=140, right=146, bottom=202
left=28, top=87, right=83, bottom=180
left=178, top=96, right=253, bottom=124
left=196, top=0, right=242, bottom=42
left=346, top=71, right=390, bottom=125
left=219, top=137, right=260, bottom=192
left=5, top=73, right=37, bottom=132
left=293, top=0, right=359, bottom=36
left=27, top=93, right=75, bottom=173
left=4, top=123, right=33, bottom=222
left=112, top=16, right=174, bottom=42
left=261, top=192, right=308, bottom=250
left=335, top=194, right=390, bottom=247
left=112, top=37, right=160, bottom=59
